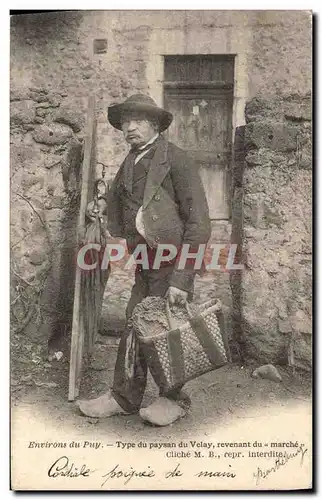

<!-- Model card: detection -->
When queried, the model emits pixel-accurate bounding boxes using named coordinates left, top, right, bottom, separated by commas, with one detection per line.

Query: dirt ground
left=11, top=327, right=312, bottom=439
left=10, top=326, right=313, bottom=491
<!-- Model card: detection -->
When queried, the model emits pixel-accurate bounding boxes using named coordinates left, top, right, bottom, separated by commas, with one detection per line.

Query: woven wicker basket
left=132, top=296, right=230, bottom=392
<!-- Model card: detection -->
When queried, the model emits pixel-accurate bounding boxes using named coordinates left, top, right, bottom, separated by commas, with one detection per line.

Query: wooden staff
left=68, top=96, right=97, bottom=401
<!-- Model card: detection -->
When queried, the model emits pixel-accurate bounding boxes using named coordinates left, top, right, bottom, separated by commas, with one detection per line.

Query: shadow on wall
left=230, top=125, right=245, bottom=360
left=41, top=138, right=84, bottom=352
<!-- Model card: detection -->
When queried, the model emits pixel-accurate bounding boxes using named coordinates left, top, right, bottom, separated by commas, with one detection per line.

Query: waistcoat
left=121, top=146, right=157, bottom=244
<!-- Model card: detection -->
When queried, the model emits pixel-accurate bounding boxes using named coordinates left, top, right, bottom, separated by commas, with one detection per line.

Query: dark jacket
left=107, top=135, right=211, bottom=292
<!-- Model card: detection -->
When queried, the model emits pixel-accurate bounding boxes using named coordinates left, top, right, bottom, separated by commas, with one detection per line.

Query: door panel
left=164, top=89, right=233, bottom=219
left=164, top=55, right=235, bottom=85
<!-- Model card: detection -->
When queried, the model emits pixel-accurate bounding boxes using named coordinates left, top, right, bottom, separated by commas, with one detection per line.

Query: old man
left=78, top=94, right=211, bottom=426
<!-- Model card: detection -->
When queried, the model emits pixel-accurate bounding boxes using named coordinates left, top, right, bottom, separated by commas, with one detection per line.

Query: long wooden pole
left=68, top=96, right=96, bottom=401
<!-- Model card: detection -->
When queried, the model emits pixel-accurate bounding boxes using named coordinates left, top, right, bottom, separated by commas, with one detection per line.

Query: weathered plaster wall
left=248, top=11, right=312, bottom=98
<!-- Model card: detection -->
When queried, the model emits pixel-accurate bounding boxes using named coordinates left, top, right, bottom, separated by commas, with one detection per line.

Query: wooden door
left=163, top=56, right=234, bottom=220
left=164, top=89, right=233, bottom=219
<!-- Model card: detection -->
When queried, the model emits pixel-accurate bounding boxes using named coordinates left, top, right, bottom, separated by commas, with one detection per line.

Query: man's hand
left=166, top=286, right=188, bottom=306
left=86, top=199, right=107, bottom=221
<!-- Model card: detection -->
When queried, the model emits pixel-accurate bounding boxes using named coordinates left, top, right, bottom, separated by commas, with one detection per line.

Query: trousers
left=111, top=264, right=193, bottom=413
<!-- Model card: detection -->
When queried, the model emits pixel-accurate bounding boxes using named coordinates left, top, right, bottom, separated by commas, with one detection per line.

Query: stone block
left=21, top=174, right=44, bottom=190
left=244, top=150, right=262, bottom=167
left=242, top=315, right=286, bottom=365
left=29, top=86, right=48, bottom=95
left=30, top=90, right=61, bottom=107
left=10, top=87, right=31, bottom=102
left=23, top=124, right=35, bottom=132
left=35, top=102, right=51, bottom=109
left=245, top=149, right=288, bottom=169
left=291, top=333, right=312, bottom=370
left=29, top=92, right=48, bottom=103
left=278, top=319, right=292, bottom=333
left=290, top=309, right=312, bottom=334
left=32, top=123, right=73, bottom=145
left=299, top=153, right=312, bottom=170
left=29, top=249, right=46, bottom=266
left=48, top=94, right=62, bottom=107
left=54, top=105, right=85, bottom=133
left=244, top=227, right=264, bottom=240
left=263, top=204, right=285, bottom=228
left=243, top=193, right=264, bottom=227
left=11, top=100, right=35, bottom=125
left=245, top=97, right=275, bottom=123
left=284, top=101, right=312, bottom=122
left=278, top=303, right=288, bottom=320
left=43, top=153, right=62, bottom=169
left=36, top=108, right=48, bottom=117
left=246, top=121, right=298, bottom=152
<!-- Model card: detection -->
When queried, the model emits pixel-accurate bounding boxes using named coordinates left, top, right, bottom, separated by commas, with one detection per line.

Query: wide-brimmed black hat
left=108, top=94, right=173, bottom=132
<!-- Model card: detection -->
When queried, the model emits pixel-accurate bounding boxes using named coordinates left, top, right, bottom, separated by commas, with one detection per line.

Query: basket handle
left=165, top=299, right=194, bottom=331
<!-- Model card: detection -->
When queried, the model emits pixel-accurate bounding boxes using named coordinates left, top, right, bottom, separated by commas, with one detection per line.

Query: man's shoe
left=139, top=397, right=187, bottom=426
left=161, top=390, right=191, bottom=411
left=77, top=391, right=130, bottom=418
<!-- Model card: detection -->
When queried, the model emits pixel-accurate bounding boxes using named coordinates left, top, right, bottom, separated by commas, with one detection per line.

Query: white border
left=3, top=4, right=318, bottom=499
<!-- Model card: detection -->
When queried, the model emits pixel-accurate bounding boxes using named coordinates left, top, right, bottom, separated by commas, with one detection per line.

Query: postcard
left=10, top=9, right=312, bottom=490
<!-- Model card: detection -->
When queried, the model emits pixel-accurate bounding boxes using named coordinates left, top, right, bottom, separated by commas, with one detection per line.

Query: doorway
left=163, top=55, right=235, bottom=220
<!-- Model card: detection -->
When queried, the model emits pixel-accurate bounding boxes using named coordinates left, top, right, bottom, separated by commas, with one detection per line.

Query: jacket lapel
left=143, top=137, right=169, bottom=209
left=122, top=153, right=135, bottom=194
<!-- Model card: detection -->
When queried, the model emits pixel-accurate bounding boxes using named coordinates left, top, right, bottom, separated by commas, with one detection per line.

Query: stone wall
left=10, top=84, right=84, bottom=344
left=10, top=11, right=312, bottom=367
left=231, top=95, right=312, bottom=370
left=11, top=10, right=311, bottom=177
left=248, top=11, right=312, bottom=98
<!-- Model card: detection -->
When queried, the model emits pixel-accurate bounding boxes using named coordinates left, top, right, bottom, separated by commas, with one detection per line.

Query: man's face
left=121, top=113, right=158, bottom=147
